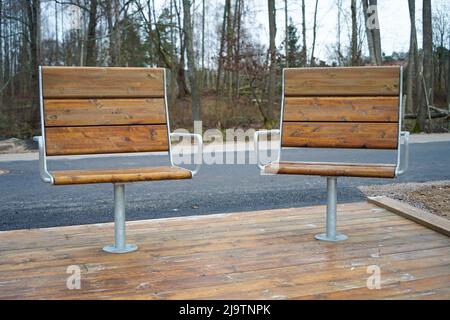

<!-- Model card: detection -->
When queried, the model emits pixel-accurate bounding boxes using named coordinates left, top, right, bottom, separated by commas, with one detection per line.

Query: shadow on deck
left=0, top=202, right=449, bottom=299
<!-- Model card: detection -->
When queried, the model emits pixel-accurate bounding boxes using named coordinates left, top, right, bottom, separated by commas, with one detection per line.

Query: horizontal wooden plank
left=51, top=166, right=191, bottom=185
left=264, top=161, right=396, bottom=178
left=282, top=122, right=398, bottom=149
left=0, top=202, right=449, bottom=299
left=45, top=125, right=168, bottom=156
left=42, top=67, right=164, bottom=99
left=368, top=196, right=450, bottom=237
left=284, top=67, right=400, bottom=96
left=283, top=97, right=399, bottom=122
left=44, top=98, right=166, bottom=127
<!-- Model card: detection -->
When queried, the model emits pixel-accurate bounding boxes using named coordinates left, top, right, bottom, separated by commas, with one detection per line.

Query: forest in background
left=0, top=0, right=449, bottom=138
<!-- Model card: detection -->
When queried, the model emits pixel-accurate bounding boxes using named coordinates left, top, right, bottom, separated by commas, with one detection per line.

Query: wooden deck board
left=0, top=202, right=449, bottom=300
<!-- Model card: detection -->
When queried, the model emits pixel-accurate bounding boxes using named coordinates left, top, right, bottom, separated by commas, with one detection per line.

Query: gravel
left=359, top=180, right=450, bottom=220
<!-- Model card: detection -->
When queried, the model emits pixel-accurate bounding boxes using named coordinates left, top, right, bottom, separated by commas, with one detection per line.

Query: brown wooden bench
left=254, top=66, right=410, bottom=241
left=34, top=66, right=202, bottom=253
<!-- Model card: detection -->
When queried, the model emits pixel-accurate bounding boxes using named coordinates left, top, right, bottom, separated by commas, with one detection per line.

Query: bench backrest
left=281, top=66, right=401, bottom=149
left=40, top=67, right=169, bottom=156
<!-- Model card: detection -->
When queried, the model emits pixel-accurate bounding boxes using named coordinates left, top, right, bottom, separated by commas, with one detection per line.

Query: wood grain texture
left=282, top=122, right=398, bottom=149
left=264, top=161, right=396, bottom=178
left=368, top=196, right=450, bottom=236
left=42, top=67, right=165, bottom=99
left=283, top=97, right=399, bottom=122
left=0, top=202, right=449, bottom=300
left=284, top=66, right=400, bottom=96
left=45, top=125, right=168, bottom=156
left=51, top=166, right=192, bottom=185
left=44, top=98, right=166, bottom=127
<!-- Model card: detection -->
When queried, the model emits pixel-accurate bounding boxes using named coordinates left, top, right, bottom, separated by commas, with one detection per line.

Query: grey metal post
left=103, top=184, right=138, bottom=254
left=315, top=177, right=348, bottom=242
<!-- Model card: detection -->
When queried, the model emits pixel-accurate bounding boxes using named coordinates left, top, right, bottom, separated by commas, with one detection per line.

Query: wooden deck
left=0, top=202, right=449, bottom=300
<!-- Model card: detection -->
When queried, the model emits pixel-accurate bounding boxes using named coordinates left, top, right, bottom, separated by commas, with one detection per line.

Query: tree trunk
left=406, top=0, right=418, bottom=115
left=113, top=0, right=121, bottom=66
left=267, top=0, right=276, bottom=127
left=26, top=0, right=41, bottom=128
left=301, top=0, right=306, bottom=66
left=361, top=0, right=377, bottom=65
left=284, top=0, right=288, bottom=67
left=0, top=0, right=3, bottom=107
left=351, top=0, right=358, bottom=65
left=85, top=0, right=98, bottom=66
left=310, top=0, right=319, bottom=66
left=448, top=35, right=450, bottom=111
left=201, top=0, right=205, bottom=70
left=182, top=0, right=201, bottom=122
left=417, top=0, right=433, bottom=132
left=370, top=0, right=382, bottom=65
left=54, top=0, right=59, bottom=65
left=216, top=1, right=229, bottom=93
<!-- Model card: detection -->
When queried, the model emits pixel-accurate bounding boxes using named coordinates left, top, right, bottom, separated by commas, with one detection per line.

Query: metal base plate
left=315, top=233, right=348, bottom=242
left=103, top=244, right=138, bottom=254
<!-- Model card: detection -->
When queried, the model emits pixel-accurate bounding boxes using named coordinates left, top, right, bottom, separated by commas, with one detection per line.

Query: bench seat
left=51, top=166, right=192, bottom=185
left=264, top=161, right=396, bottom=178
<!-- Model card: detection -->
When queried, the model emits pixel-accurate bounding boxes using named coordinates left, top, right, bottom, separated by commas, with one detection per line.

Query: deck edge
left=368, top=196, right=450, bottom=237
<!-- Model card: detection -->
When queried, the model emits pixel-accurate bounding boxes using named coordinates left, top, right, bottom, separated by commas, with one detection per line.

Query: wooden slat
left=44, top=98, right=166, bottom=127
left=1, top=202, right=449, bottom=300
left=284, top=67, right=400, bottom=96
left=282, top=122, right=398, bottom=149
left=264, top=161, right=396, bottom=178
left=45, top=125, right=168, bottom=156
left=42, top=67, right=164, bottom=99
left=283, top=97, right=399, bottom=122
left=51, top=166, right=192, bottom=185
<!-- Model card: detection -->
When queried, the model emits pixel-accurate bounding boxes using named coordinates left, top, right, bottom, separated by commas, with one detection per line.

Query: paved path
left=0, top=140, right=449, bottom=231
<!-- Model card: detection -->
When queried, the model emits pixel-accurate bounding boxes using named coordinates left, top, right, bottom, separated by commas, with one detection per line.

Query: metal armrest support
left=395, top=131, right=410, bottom=176
left=254, top=129, right=281, bottom=170
left=170, top=132, right=203, bottom=176
left=33, top=136, right=54, bottom=184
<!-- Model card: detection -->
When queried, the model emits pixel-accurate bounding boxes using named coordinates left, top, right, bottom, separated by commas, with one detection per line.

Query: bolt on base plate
left=315, top=233, right=348, bottom=242
left=103, top=244, right=138, bottom=254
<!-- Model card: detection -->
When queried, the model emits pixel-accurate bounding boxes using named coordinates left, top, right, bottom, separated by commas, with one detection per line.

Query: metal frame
left=33, top=66, right=54, bottom=184
left=103, top=184, right=138, bottom=254
left=34, top=66, right=203, bottom=254
left=254, top=66, right=410, bottom=242
left=314, top=177, right=348, bottom=242
left=394, top=66, right=410, bottom=177
left=164, top=69, right=203, bottom=177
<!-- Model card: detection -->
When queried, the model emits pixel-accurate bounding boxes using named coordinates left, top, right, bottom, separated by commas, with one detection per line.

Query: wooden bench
left=34, top=66, right=202, bottom=253
left=254, top=66, right=410, bottom=242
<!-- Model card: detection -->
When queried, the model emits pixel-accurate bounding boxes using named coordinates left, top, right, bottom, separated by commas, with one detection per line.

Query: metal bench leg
left=315, top=177, right=348, bottom=242
left=103, top=184, right=138, bottom=254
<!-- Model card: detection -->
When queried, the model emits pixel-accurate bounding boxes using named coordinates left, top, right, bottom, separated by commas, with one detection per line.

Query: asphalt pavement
left=0, top=141, right=449, bottom=231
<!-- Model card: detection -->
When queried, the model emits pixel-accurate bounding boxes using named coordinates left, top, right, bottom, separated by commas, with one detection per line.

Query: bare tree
left=85, top=0, right=98, bottom=66
left=0, top=0, right=3, bottom=107
left=183, top=0, right=201, bottom=121
left=301, top=0, right=306, bottom=66
left=309, top=0, right=319, bottom=66
left=361, top=0, right=381, bottom=65
left=406, top=0, right=419, bottom=115
left=284, top=0, right=288, bottom=67
left=350, top=0, right=359, bottom=65
left=417, top=0, right=433, bottom=131
left=25, top=0, right=41, bottom=126
left=267, top=0, right=276, bottom=126
left=216, top=0, right=229, bottom=92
